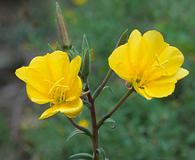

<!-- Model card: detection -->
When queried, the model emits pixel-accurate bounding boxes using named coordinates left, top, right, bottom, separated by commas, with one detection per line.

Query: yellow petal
left=139, top=30, right=168, bottom=71
left=127, top=30, right=168, bottom=76
left=25, top=51, right=69, bottom=95
left=26, top=85, right=52, bottom=104
left=108, top=44, right=133, bottom=81
left=15, top=67, right=28, bottom=82
left=158, top=46, right=184, bottom=75
left=146, top=46, right=184, bottom=82
left=39, top=98, right=83, bottom=119
left=145, top=82, right=175, bottom=98
left=144, top=76, right=176, bottom=98
left=29, top=55, right=52, bottom=81
left=142, top=30, right=168, bottom=56
left=16, top=53, right=63, bottom=94
left=25, top=67, right=50, bottom=94
left=39, top=107, right=59, bottom=120
left=127, top=29, right=142, bottom=69
left=174, top=68, right=189, bottom=80
left=133, top=83, right=152, bottom=100
left=16, top=65, right=51, bottom=95
left=46, top=50, right=70, bottom=81
left=67, top=56, right=82, bottom=86
left=66, top=76, right=82, bottom=100
left=57, top=98, right=83, bottom=118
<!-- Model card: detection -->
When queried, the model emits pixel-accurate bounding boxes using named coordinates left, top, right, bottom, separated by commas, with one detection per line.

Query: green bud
left=81, top=34, right=91, bottom=82
left=81, top=49, right=91, bottom=82
left=56, top=2, right=71, bottom=50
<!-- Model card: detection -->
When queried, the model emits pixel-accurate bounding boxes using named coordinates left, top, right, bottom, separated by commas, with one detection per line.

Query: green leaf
left=66, top=129, right=85, bottom=142
left=104, top=118, right=116, bottom=129
left=115, top=29, right=129, bottom=48
left=103, top=85, right=114, bottom=94
left=97, top=148, right=109, bottom=160
left=69, top=153, right=93, bottom=160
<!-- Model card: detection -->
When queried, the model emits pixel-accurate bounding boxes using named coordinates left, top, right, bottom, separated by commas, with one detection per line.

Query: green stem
left=93, top=69, right=112, bottom=100
left=97, top=89, right=134, bottom=129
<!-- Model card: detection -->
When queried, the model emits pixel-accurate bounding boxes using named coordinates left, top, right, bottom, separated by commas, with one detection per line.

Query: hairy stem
left=98, top=89, right=134, bottom=129
left=93, top=69, right=112, bottom=100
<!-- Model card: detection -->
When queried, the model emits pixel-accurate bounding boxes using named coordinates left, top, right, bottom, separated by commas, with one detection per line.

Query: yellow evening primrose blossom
left=15, top=51, right=83, bottom=119
left=78, top=119, right=89, bottom=128
left=109, top=29, right=189, bottom=99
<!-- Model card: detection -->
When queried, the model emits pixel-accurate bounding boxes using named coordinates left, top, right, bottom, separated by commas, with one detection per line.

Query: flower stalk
left=93, top=69, right=112, bottom=100
left=92, top=29, right=129, bottom=100
left=98, top=88, right=134, bottom=129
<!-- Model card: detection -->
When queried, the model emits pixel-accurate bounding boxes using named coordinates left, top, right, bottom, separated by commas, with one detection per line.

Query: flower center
left=48, top=78, right=69, bottom=104
left=136, top=78, right=145, bottom=89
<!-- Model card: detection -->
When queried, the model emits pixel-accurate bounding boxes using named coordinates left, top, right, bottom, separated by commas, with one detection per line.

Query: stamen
left=48, top=77, right=69, bottom=104
left=48, top=77, right=65, bottom=95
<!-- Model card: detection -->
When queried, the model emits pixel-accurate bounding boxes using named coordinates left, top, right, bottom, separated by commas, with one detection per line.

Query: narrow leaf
left=69, top=153, right=93, bottom=160
left=66, top=129, right=85, bottom=142
left=104, top=118, right=116, bottom=129
left=104, top=118, right=116, bottom=124
left=103, top=85, right=114, bottom=94
left=97, top=148, right=109, bottom=160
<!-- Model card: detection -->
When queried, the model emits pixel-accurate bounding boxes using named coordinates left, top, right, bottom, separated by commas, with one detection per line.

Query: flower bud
left=56, top=2, right=71, bottom=50
left=81, top=35, right=91, bottom=82
left=81, top=49, right=90, bottom=82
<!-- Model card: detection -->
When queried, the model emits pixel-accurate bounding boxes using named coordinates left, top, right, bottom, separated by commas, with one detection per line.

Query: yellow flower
left=15, top=51, right=83, bottom=119
left=72, top=0, right=87, bottom=6
left=109, top=29, right=189, bottom=99
left=78, top=119, right=89, bottom=128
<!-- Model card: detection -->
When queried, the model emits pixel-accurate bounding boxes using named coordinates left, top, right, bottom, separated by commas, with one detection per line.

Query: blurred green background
left=0, top=0, right=194, bottom=159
